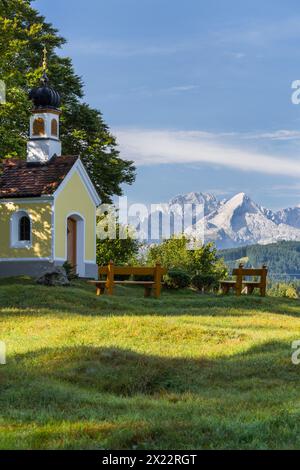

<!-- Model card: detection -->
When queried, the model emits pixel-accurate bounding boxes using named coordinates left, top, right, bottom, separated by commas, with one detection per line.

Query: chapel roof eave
left=0, top=155, right=79, bottom=199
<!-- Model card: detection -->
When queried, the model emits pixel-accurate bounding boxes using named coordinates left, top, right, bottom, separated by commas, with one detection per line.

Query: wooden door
left=67, top=217, right=77, bottom=269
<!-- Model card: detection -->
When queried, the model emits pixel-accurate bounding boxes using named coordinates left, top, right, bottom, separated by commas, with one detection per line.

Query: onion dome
left=29, top=71, right=61, bottom=110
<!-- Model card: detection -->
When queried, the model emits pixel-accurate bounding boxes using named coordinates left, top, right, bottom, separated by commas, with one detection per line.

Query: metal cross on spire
left=41, top=46, right=49, bottom=86
left=42, top=46, right=48, bottom=72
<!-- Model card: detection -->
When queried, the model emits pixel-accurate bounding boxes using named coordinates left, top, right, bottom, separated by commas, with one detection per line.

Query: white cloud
left=164, top=85, right=199, bottom=93
left=226, top=52, right=246, bottom=60
left=116, top=128, right=300, bottom=178
left=243, top=130, right=300, bottom=141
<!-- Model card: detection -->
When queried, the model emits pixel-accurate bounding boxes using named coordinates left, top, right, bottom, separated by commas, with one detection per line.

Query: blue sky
left=35, top=0, right=300, bottom=209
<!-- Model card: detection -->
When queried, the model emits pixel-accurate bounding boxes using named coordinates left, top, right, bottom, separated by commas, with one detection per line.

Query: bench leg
left=235, top=284, right=242, bottom=296
left=221, top=284, right=229, bottom=295
left=247, top=286, right=255, bottom=295
left=260, top=286, right=267, bottom=297
left=106, top=281, right=114, bottom=296
left=96, top=285, right=106, bottom=296
left=144, top=286, right=152, bottom=298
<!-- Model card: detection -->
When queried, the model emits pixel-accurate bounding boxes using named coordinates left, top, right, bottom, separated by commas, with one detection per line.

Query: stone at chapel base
left=36, top=267, right=70, bottom=287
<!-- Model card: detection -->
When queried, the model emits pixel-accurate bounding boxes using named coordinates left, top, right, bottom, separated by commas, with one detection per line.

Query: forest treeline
left=218, top=241, right=300, bottom=280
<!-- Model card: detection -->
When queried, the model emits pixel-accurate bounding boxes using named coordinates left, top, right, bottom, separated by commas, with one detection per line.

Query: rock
left=37, top=266, right=70, bottom=286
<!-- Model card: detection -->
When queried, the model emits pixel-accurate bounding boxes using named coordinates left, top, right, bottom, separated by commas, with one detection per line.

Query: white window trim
left=10, top=210, right=32, bottom=249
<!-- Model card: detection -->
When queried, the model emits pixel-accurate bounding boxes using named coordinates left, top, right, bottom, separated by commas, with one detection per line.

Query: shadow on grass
left=4, top=340, right=299, bottom=397
left=2, top=340, right=300, bottom=449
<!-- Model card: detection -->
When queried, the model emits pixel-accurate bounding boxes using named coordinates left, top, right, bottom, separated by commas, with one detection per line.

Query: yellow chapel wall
left=0, top=201, right=52, bottom=259
left=54, top=170, right=96, bottom=262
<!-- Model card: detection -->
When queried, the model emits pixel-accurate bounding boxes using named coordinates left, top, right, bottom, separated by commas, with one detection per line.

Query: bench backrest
left=98, top=264, right=167, bottom=277
left=232, top=267, right=267, bottom=277
left=98, top=261, right=167, bottom=297
left=232, top=264, right=268, bottom=283
left=98, top=261, right=167, bottom=278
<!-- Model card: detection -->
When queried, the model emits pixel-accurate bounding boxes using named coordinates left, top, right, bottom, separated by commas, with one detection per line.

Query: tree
left=147, top=236, right=227, bottom=279
left=0, top=0, right=135, bottom=202
left=190, top=242, right=227, bottom=279
left=147, top=236, right=191, bottom=270
left=96, top=214, right=140, bottom=266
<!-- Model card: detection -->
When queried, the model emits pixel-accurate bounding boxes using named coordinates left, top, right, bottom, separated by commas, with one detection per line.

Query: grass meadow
left=1, top=277, right=300, bottom=449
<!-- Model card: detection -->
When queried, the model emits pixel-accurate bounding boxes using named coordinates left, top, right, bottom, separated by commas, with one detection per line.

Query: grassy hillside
left=1, top=278, right=300, bottom=450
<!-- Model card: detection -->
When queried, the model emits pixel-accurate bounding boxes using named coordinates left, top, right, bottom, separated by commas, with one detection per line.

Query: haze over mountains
left=133, top=192, right=300, bottom=249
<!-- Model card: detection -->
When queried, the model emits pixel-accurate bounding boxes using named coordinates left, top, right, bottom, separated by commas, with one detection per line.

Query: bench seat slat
left=221, top=280, right=261, bottom=286
left=113, top=281, right=155, bottom=285
left=89, top=280, right=155, bottom=285
left=88, top=280, right=107, bottom=285
left=243, top=281, right=261, bottom=286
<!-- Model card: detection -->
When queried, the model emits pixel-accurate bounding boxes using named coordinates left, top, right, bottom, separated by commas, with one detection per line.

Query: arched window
left=32, top=117, right=45, bottom=136
left=11, top=211, right=32, bottom=248
left=51, top=118, right=58, bottom=137
left=19, top=216, right=31, bottom=242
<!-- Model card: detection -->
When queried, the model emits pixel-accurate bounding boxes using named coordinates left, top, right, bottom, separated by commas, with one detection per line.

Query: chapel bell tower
left=27, top=47, right=62, bottom=163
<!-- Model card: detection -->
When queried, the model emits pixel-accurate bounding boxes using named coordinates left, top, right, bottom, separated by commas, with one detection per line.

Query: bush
left=96, top=215, right=140, bottom=266
left=147, top=236, right=228, bottom=279
left=268, top=283, right=298, bottom=299
left=164, top=270, right=191, bottom=290
left=147, top=237, right=190, bottom=270
left=63, top=261, right=78, bottom=281
left=191, top=274, right=218, bottom=293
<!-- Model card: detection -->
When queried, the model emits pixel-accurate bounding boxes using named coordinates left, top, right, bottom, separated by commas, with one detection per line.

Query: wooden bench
left=89, top=261, right=167, bottom=298
left=220, top=264, right=268, bottom=297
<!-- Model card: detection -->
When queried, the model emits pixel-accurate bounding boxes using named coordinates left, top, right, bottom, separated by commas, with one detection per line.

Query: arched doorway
left=66, top=213, right=85, bottom=277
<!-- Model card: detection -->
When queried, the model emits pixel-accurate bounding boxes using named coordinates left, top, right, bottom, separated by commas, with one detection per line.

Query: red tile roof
left=0, top=155, right=78, bottom=199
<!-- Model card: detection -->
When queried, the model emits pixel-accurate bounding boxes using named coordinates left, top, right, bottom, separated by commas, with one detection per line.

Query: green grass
left=1, top=277, right=300, bottom=450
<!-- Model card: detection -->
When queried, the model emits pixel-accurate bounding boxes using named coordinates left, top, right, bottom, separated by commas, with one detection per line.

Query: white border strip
left=0, top=258, right=51, bottom=262
left=0, top=196, right=53, bottom=204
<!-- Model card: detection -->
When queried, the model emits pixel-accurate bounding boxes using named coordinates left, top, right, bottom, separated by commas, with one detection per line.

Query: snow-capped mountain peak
left=129, top=190, right=300, bottom=248
left=182, top=191, right=300, bottom=248
left=169, top=191, right=221, bottom=216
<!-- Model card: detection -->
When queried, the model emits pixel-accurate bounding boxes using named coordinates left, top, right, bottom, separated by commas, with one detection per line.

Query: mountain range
left=134, top=192, right=300, bottom=249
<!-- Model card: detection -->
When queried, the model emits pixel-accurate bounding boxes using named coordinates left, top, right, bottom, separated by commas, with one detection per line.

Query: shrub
left=147, top=236, right=228, bottom=279
left=268, top=283, right=298, bottom=299
left=63, top=261, right=78, bottom=281
left=147, top=236, right=190, bottom=270
left=191, top=273, right=218, bottom=293
left=96, top=214, right=140, bottom=266
left=164, top=270, right=190, bottom=290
